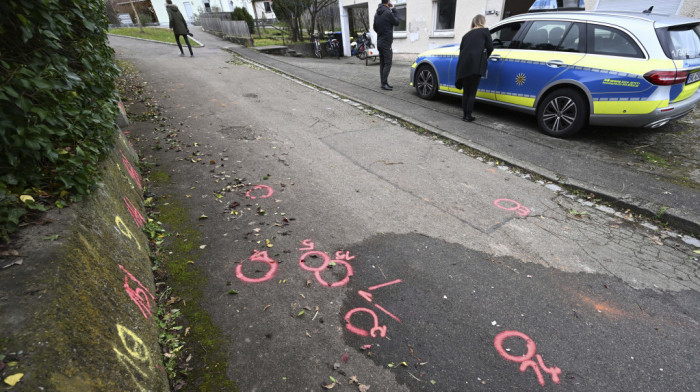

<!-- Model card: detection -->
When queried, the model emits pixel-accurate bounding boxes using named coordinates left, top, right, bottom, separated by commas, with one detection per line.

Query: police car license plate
left=687, top=71, right=700, bottom=84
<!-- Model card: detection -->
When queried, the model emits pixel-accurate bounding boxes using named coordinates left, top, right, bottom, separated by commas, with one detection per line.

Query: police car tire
left=416, top=65, right=438, bottom=100
left=537, top=88, right=587, bottom=137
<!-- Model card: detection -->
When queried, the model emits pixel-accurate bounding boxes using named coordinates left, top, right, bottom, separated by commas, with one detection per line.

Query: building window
left=264, top=1, right=271, bottom=13
left=433, top=0, right=456, bottom=31
left=394, top=3, right=406, bottom=32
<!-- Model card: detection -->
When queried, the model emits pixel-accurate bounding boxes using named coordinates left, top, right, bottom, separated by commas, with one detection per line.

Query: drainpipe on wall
left=338, top=0, right=351, bottom=57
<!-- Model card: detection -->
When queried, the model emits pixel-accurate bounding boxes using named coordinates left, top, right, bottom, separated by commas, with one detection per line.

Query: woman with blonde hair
left=455, top=14, right=493, bottom=122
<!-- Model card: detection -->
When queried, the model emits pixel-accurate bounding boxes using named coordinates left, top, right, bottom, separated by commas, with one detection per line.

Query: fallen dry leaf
left=323, top=382, right=336, bottom=389
left=349, top=376, right=359, bottom=384
left=341, top=352, right=349, bottom=363
left=358, top=384, right=370, bottom=392
left=4, top=373, right=24, bottom=386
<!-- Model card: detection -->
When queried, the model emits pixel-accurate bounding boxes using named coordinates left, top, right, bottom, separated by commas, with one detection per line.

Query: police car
left=410, top=11, right=700, bottom=137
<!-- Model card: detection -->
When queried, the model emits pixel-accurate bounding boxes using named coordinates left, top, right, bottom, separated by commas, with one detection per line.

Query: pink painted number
left=119, top=265, right=155, bottom=319
left=494, top=330, right=561, bottom=386
left=494, top=199, right=531, bottom=217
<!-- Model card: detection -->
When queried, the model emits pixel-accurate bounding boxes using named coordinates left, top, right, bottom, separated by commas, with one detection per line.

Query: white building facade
left=152, top=0, right=274, bottom=25
left=338, top=0, right=697, bottom=57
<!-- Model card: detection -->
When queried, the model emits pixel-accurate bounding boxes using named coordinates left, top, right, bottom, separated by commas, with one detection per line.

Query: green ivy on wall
left=0, top=0, right=120, bottom=242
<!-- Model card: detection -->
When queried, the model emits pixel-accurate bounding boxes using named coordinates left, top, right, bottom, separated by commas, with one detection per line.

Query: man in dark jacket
left=166, top=0, right=193, bottom=57
left=373, top=0, right=399, bottom=90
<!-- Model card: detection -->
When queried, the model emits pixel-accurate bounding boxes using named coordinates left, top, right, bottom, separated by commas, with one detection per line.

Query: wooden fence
left=200, top=18, right=251, bottom=38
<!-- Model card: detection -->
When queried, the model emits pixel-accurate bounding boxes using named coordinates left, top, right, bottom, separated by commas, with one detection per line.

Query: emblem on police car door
left=516, top=73, right=526, bottom=86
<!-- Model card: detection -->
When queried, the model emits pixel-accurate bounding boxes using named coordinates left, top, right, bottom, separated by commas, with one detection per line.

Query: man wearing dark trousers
left=166, top=0, right=194, bottom=57
left=373, top=0, right=399, bottom=91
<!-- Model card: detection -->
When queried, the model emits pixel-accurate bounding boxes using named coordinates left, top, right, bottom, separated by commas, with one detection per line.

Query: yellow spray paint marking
left=113, top=324, right=153, bottom=392
left=115, top=215, right=141, bottom=250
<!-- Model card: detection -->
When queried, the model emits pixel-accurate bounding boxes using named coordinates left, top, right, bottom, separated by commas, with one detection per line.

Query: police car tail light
left=643, top=70, right=689, bottom=85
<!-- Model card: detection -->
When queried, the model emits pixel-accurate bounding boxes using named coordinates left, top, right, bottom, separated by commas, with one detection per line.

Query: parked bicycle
left=327, top=34, right=340, bottom=59
left=353, top=32, right=374, bottom=60
left=312, top=34, right=322, bottom=59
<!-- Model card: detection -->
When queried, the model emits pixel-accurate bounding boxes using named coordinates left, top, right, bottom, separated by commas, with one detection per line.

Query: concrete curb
left=108, top=32, right=205, bottom=48
left=222, top=46, right=700, bottom=235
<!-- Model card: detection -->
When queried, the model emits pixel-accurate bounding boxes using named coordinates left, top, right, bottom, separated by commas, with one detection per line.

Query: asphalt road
left=221, top=39, right=700, bottom=235
left=110, top=33, right=700, bottom=392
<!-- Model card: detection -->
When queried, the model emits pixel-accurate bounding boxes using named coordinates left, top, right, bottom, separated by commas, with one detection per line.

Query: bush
left=232, top=7, right=255, bottom=34
left=0, top=0, right=120, bottom=242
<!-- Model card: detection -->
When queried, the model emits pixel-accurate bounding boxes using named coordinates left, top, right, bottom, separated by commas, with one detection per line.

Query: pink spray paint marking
left=299, top=250, right=330, bottom=272
left=494, top=330, right=562, bottom=386
left=494, top=199, right=531, bottom=217
left=314, top=259, right=354, bottom=287
left=335, top=251, right=355, bottom=261
left=358, top=290, right=373, bottom=302
left=299, top=240, right=354, bottom=287
left=299, top=239, right=315, bottom=251
left=123, top=197, right=146, bottom=228
left=368, top=279, right=402, bottom=291
left=246, top=185, right=274, bottom=200
left=119, top=265, right=155, bottom=319
left=358, top=279, right=403, bottom=322
left=120, top=150, right=142, bottom=189
left=236, top=250, right=278, bottom=283
left=344, top=308, right=387, bottom=338
left=346, top=279, right=403, bottom=337
left=373, top=304, right=401, bottom=322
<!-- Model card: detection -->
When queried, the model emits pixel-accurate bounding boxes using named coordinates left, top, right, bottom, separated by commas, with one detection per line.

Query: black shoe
left=463, top=115, right=475, bottom=122
left=386, top=83, right=393, bottom=89
left=381, top=84, right=393, bottom=91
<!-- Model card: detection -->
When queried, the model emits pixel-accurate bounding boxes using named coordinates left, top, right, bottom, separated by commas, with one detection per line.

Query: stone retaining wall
left=0, top=131, right=168, bottom=391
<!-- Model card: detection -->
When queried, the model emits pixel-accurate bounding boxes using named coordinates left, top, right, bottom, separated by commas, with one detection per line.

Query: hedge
left=232, top=7, right=255, bottom=34
left=0, top=0, right=120, bottom=242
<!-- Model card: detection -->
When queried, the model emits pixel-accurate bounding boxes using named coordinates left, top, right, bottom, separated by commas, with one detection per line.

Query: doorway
left=183, top=1, right=195, bottom=23
left=502, top=0, right=535, bottom=19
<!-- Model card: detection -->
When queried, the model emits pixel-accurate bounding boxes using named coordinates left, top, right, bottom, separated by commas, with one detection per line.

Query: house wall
left=340, top=0, right=696, bottom=56
left=153, top=0, right=274, bottom=26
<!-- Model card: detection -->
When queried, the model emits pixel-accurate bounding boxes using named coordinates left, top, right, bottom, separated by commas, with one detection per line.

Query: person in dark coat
left=373, top=0, right=400, bottom=91
left=455, top=15, right=493, bottom=122
left=166, top=0, right=193, bottom=57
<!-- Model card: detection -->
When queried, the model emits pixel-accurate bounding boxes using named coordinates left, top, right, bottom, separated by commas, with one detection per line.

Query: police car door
left=480, top=21, right=526, bottom=101
left=495, top=20, right=586, bottom=107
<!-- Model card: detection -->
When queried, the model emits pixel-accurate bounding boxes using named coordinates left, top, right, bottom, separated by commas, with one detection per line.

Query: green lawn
left=109, top=27, right=202, bottom=47
left=253, top=26, right=295, bottom=47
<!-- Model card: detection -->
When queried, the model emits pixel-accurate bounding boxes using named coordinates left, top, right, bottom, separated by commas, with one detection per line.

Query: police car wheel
left=416, top=66, right=438, bottom=100
left=537, top=88, right=586, bottom=137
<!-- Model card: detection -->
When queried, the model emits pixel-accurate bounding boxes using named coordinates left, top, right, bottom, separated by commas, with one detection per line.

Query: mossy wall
left=0, top=132, right=168, bottom=391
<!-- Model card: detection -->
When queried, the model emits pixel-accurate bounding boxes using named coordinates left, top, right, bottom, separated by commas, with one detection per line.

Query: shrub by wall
left=0, top=0, right=120, bottom=242
left=232, top=7, right=255, bottom=34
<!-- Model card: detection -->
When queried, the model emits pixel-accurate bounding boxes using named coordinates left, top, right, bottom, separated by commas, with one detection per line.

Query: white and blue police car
left=410, top=10, right=700, bottom=137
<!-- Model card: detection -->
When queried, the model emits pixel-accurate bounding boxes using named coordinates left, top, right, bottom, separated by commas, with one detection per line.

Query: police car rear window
left=658, top=24, right=700, bottom=60
left=588, top=25, right=644, bottom=59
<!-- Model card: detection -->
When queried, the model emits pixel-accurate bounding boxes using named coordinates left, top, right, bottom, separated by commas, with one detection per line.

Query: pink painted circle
left=236, top=255, right=278, bottom=283
left=314, top=259, right=354, bottom=287
left=246, top=185, right=274, bottom=200
left=299, top=251, right=331, bottom=272
left=494, top=330, right=537, bottom=363
left=493, top=198, right=522, bottom=211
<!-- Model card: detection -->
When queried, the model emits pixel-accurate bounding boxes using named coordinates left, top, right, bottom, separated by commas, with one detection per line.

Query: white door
left=183, top=2, right=195, bottom=22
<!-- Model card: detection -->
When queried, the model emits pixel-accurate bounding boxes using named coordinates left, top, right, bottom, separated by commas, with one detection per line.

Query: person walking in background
left=455, top=15, right=493, bottom=122
left=166, top=0, right=194, bottom=57
left=373, top=0, right=399, bottom=91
